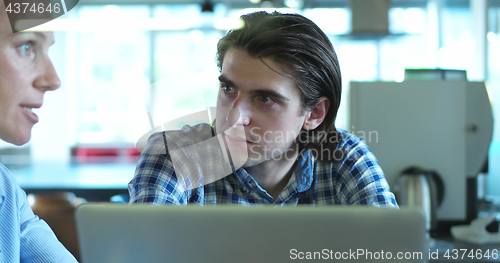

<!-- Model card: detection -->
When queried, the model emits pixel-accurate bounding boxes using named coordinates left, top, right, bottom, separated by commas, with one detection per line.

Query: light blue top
left=0, top=163, right=78, bottom=263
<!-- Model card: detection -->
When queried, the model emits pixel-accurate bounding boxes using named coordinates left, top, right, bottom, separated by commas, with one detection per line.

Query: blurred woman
left=0, top=2, right=78, bottom=262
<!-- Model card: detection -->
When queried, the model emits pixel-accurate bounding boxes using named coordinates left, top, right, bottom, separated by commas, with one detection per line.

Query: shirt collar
left=233, top=167, right=254, bottom=190
left=233, top=149, right=315, bottom=193
left=0, top=165, right=8, bottom=205
left=292, top=150, right=315, bottom=192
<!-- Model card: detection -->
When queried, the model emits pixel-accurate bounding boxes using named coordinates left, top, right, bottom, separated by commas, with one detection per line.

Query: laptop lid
left=76, top=204, right=426, bottom=263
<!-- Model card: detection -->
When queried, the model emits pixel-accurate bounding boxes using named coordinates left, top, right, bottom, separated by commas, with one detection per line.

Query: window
left=76, top=5, right=151, bottom=144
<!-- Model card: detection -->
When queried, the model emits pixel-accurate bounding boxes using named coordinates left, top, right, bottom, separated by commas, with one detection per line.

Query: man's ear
left=302, top=97, right=330, bottom=130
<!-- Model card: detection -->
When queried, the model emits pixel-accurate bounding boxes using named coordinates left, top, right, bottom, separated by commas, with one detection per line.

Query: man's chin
left=223, top=150, right=261, bottom=169
left=226, top=151, right=248, bottom=169
left=239, top=155, right=270, bottom=169
left=240, top=160, right=258, bottom=169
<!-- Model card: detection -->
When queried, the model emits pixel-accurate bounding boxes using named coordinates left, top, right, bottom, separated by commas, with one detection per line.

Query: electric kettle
left=394, top=167, right=445, bottom=232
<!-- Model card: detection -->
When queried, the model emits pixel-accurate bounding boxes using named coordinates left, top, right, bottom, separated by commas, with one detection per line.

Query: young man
left=0, top=2, right=78, bottom=262
left=129, top=11, right=397, bottom=207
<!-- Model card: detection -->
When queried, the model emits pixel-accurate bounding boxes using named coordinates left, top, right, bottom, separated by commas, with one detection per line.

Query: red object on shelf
left=76, top=148, right=119, bottom=157
left=71, top=147, right=141, bottom=164
left=125, top=148, right=142, bottom=157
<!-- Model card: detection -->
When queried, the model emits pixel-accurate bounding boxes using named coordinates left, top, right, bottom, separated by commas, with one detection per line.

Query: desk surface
left=11, top=163, right=136, bottom=190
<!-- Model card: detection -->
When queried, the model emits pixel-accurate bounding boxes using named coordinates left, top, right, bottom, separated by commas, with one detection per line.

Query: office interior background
left=1, top=0, right=499, bottom=198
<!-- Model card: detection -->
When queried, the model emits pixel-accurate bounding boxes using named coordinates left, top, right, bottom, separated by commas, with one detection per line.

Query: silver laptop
left=75, top=204, right=426, bottom=263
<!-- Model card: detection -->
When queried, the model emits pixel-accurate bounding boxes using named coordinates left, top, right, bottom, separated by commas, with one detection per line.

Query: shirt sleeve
left=0, top=165, right=78, bottom=263
left=18, top=189, right=79, bottom=263
left=335, top=136, right=399, bottom=208
left=128, top=132, right=188, bottom=205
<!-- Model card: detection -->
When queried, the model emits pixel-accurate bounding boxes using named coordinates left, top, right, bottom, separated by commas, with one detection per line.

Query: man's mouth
left=224, top=134, right=252, bottom=145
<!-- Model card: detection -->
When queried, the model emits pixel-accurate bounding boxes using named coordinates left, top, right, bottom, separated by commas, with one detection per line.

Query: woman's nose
left=33, top=58, right=61, bottom=92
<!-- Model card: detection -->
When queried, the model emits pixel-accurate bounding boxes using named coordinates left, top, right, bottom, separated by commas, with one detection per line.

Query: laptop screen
left=76, top=204, right=426, bottom=263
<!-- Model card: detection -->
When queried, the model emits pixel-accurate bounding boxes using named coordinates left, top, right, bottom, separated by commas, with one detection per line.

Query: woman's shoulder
left=0, top=163, right=19, bottom=197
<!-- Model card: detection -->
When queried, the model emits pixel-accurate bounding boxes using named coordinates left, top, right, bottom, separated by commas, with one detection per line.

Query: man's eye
left=223, top=86, right=235, bottom=94
left=18, top=42, right=35, bottom=59
left=260, top=96, right=274, bottom=104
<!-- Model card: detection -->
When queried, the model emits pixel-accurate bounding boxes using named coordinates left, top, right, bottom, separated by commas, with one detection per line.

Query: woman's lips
left=20, top=105, right=39, bottom=123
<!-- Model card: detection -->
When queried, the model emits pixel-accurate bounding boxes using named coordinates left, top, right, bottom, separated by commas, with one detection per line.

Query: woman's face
left=0, top=9, right=60, bottom=145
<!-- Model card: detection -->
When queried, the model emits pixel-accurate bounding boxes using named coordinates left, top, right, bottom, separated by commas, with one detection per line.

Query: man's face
left=216, top=48, right=307, bottom=168
left=0, top=7, right=60, bottom=145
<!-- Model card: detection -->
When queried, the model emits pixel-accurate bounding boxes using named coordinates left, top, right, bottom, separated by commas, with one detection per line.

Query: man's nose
left=226, top=98, right=250, bottom=127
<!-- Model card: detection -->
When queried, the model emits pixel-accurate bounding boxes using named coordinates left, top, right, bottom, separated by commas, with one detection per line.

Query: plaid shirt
left=129, top=124, right=398, bottom=207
